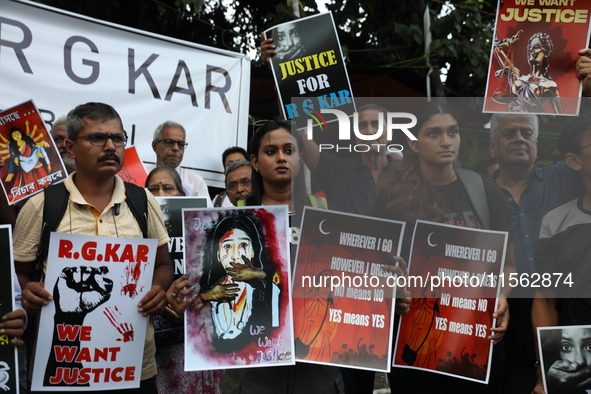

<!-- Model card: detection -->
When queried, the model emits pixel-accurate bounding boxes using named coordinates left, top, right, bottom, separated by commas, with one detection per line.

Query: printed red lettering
left=80, top=326, right=92, bottom=341
left=57, top=324, right=81, bottom=341
left=136, top=244, right=149, bottom=263
left=81, top=242, right=97, bottom=260
left=119, top=244, right=134, bottom=262
left=58, top=240, right=74, bottom=258
left=105, top=243, right=120, bottom=262
left=53, top=346, right=77, bottom=363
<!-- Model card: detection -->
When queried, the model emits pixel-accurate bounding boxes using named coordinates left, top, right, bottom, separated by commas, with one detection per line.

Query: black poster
left=0, top=225, right=19, bottom=393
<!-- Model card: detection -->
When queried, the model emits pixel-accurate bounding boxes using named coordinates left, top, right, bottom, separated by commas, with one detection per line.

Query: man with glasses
left=13, top=102, right=173, bottom=393
left=149, top=121, right=212, bottom=205
left=488, top=113, right=582, bottom=393
left=225, top=160, right=252, bottom=205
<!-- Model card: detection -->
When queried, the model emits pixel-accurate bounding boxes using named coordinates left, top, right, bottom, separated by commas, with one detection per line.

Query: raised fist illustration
left=53, top=266, right=113, bottom=315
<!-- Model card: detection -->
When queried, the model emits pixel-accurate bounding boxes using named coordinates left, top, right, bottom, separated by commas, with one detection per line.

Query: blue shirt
left=490, top=161, right=582, bottom=359
left=491, top=161, right=582, bottom=276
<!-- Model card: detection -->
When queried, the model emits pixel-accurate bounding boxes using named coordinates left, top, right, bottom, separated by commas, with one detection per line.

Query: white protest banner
left=31, top=233, right=157, bottom=391
left=0, top=0, right=250, bottom=188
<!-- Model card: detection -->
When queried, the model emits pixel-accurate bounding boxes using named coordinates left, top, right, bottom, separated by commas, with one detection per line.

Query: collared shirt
left=490, top=161, right=582, bottom=360
left=13, top=173, right=170, bottom=380
left=491, top=161, right=582, bottom=276
left=316, top=152, right=397, bottom=215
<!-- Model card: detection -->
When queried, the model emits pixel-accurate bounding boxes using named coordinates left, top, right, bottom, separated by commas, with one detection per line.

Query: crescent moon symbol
left=319, top=219, right=330, bottom=235
left=427, top=232, right=437, bottom=247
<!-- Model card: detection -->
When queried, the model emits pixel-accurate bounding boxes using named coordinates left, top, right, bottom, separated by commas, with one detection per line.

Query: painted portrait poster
left=538, top=325, right=591, bottom=394
left=483, top=0, right=591, bottom=116
left=0, top=100, right=67, bottom=205
left=292, top=207, right=405, bottom=372
left=264, top=13, right=355, bottom=129
left=393, top=221, right=507, bottom=383
left=183, top=206, right=293, bottom=370
left=0, top=225, right=19, bottom=394
left=31, top=233, right=157, bottom=391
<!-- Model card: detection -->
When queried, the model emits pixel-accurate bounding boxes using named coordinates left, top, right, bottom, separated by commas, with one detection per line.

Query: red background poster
left=393, top=221, right=507, bottom=383
left=483, top=0, right=591, bottom=115
left=292, top=208, right=405, bottom=372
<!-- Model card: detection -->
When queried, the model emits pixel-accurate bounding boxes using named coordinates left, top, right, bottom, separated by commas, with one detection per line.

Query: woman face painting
left=217, top=228, right=255, bottom=271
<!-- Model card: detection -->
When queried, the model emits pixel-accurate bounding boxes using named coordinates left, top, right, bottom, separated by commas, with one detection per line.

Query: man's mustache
left=97, top=152, right=121, bottom=163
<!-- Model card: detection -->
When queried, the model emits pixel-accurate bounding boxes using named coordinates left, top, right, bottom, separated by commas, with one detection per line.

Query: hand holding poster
left=31, top=233, right=157, bottom=391
left=483, top=0, right=591, bottom=115
left=0, top=225, right=19, bottom=394
left=0, top=100, right=67, bottom=205
left=183, top=206, right=293, bottom=370
left=292, top=207, right=405, bottom=372
left=538, top=325, right=591, bottom=394
left=264, top=13, right=355, bottom=129
left=393, top=221, right=507, bottom=383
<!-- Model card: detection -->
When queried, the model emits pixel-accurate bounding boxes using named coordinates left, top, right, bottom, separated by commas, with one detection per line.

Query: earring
left=254, top=168, right=259, bottom=172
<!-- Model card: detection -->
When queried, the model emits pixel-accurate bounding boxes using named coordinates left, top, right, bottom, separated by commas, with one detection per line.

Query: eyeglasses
left=226, top=179, right=252, bottom=191
left=147, top=184, right=178, bottom=193
left=71, top=133, right=128, bottom=147
left=156, top=139, right=188, bottom=150
left=581, top=142, right=591, bottom=151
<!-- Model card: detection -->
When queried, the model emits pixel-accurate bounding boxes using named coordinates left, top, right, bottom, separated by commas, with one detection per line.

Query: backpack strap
left=307, top=194, right=328, bottom=210
left=123, top=181, right=148, bottom=239
left=455, top=168, right=490, bottom=230
left=38, top=183, right=69, bottom=275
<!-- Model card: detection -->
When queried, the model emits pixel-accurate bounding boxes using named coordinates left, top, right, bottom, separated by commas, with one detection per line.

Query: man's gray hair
left=153, top=121, right=186, bottom=141
left=225, top=160, right=252, bottom=184
left=490, top=113, right=539, bottom=140
left=51, top=116, right=67, bottom=135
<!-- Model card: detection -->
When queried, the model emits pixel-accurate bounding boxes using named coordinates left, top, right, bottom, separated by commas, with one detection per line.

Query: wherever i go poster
left=183, top=206, right=293, bottom=370
left=393, top=220, right=507, bottom=384
left=292, top=207, right=405, bottom=372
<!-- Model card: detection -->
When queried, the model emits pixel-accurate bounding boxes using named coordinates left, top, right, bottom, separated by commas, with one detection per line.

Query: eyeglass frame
left=70, top=132, right=128, bottom=147
left=226, top=178, right=252, bottom=192
left=155, top=138, right=189, bottom=150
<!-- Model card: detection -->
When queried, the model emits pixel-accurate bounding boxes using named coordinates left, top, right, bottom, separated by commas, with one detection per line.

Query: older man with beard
left=50, top=116, right=76, bottom=174
left=148, top=121, right=212, bottom=206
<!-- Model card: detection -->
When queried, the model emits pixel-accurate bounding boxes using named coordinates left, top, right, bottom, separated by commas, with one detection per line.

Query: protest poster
left=483, top=0, right=591, bottom=115
left=31, top=233, right=157, bottom=391
left=0, top=225, right=19, bottom=394
left=118, top=147, right=148, bottom=187
left=292, top=207, right=405, bottom=372
left=0, top=100, right=67, bottom=205
left=183, top=206, right=293, bottom=370
left=537, top=325, right=591, bottom=394
left=155, top=196, right=209, bottom=277
left=393, top=220, right=507, bottom=383
left=264, top=13, right=355, bottom=129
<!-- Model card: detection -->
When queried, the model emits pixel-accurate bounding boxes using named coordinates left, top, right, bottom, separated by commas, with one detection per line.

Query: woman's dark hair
left=145, top=166, right=186, bottom=196
left=200, top=212, right=265, bottom=290
left=372, top=101, right=457, bottom=222
left=246, top=119, right=307, bottom=213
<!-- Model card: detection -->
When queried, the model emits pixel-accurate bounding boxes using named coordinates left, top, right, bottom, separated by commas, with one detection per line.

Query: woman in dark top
left=372, top=102, right=515, bottom=393
left=221, top=120, right=344, bottom=393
